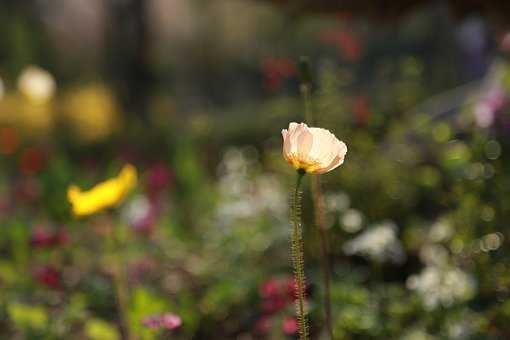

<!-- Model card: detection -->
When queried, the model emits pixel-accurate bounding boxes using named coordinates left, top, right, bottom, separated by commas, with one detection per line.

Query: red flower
left=0, top=127, right=19, bottom=155
left=318, top=29, right=363, bottom=62
left=282, top=316, right=299, bottom=335
left=260, top=58, right=297, bottom=92
left=259, top=278, right=281, bottom=299
left=259, top=277, right=302, bottom=314
left=351, top=96, right=372, bottom=125
left=19, top=146, right=46, bottom=175
left=33, top=266, right=60, bottom=288
left=261, top=296, right=288, bottom=314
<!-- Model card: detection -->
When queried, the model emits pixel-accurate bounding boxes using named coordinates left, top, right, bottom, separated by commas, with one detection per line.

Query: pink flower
left=146, top=163, right=173, bottom=199
left=141, top=316, right=160, bottom=329
left=160, top=313, right=182, bottom=329
left=282, top=316, right=299, bottom=335
left=31, top=226, right=69, bottom=248
left=475, top=86, right=506, bottom=128
left=259, top=277, right=302, bottom=314
left=31, top=226, right=53, bottom=248
left=259, top=278, right=281, bottom=299
left=141, top=313, right=182, bottom=330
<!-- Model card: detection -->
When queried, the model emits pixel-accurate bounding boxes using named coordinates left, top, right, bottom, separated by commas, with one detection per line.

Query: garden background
left=1, top=1, right=510, bottom=339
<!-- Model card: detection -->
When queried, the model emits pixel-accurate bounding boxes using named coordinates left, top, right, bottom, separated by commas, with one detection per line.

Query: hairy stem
left=299, top=56, right=333, bottom=339
left=291, top=171, right=308, bottom=340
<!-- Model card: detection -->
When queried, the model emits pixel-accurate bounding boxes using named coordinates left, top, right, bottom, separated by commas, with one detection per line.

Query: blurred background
left=1, top=0, right=510, bottom=339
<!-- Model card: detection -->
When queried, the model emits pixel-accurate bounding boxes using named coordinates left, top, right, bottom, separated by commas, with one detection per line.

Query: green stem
left=111, top=225, right=133, bottom=340
left=310, top=176, right=333, bottom=339
left=291, top=171, right=308, bottom=340
left=299, top=56, right=333, bottom=340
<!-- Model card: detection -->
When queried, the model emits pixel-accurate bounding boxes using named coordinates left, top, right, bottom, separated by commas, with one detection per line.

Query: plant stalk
left=112, top=225, right=133, bottom=340
left=291, top=171, right=308, bottom=340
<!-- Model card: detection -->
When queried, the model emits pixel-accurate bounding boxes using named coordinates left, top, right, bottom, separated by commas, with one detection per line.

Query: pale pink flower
left=282, top=122, right=347, bottom=174
left=141, top=313, right=182, bottom=330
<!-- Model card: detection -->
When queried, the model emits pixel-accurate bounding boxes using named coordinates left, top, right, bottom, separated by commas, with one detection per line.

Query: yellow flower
left=282, top=122, right=347, bottom=174
left=61, top=84, right=120, bottom=143
left=67, top=164, right=137, bottom=217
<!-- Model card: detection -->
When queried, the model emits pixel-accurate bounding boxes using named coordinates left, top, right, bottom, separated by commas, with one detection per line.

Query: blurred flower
left=19, top=146, right=46, bottom=175
left=473, top=62, right=508, bottom=128
left=260, top=57, right=296, bottom=91
left=259, top=278, right=293, bottom=314
left=258, top=277, right=303, bottom=314
left=340, top=208, right=363, bottom=233
left=122, top=194, right=156, bottom=233
left=0, top=94, right=55, bottom=136
left=33, top=265, right=60, bottom=288
left=325, top=191, right=350, bottom=213
left=141, top=313, right=182, bottom=330
left=282, top=122, right=347, bottom=174
left=351, top=96, right=372, bottom=125
left=67, top=164, right=137, bottom=217
left=474, top=87, right=505, bottom=128
left=318, top=28, right=362, bottom=62
left=343, top=221, right=405, bottom=263
left=407, top=265, right=476, bottom=310
left=282, top=316, right=298, bottom=335
left=61, top=84, right=120, bottom=143
left=419, top=244, right=449, bottom=266
left=31, top=226, right=69, bottom=248
left=0, top=127, right=20, bottom=155
left=17, top=66, right=56, bottom=102
left=428, top=219, right=453, bottom=242
left=146, top=163, right=173, bottom=200
left=216, top=147, right=287, bottom=228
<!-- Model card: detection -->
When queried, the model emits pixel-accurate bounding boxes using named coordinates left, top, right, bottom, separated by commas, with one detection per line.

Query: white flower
left=215, top=147, right=287, bottom=226
left=419, top=244, right=449, bottom=266
left=122, top=194, right=151, bottom=225
left=325, top=192, right=350, bottom=212
left=340, top=208, right=363, bottom=233
left=282, top=122, right=347, bottom=174
left=407, top=265, right=475, bottom=310
left=343, top=221, right=405, bottom=263
left=428, top=219, right=453, bottom=242
left=17, top=65, right=56, bottom=102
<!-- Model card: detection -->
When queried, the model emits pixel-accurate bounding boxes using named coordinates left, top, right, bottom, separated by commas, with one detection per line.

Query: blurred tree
left=258, top=0, right=510, bottom=22
left=106, top=0, right=153, bottom=122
